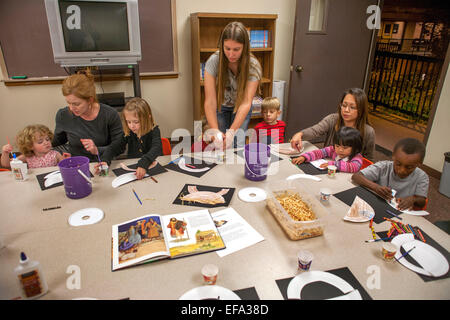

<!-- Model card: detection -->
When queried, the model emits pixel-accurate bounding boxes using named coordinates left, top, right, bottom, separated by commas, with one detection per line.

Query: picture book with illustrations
left=111, top=209, right=226, bottom=271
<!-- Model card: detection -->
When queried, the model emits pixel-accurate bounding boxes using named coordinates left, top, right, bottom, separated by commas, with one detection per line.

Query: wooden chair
left=161, top=137, right=172, bottom=156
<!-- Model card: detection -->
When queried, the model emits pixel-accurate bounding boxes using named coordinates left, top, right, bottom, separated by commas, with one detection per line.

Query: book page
left=211, top=207, right=265, bottom=257
left=161, top=209, right=225, bottom=258
left=112, top=214, right=169, bottom=271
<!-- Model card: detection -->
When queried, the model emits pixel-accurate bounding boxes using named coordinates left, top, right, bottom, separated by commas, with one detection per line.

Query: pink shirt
left=301, top=145, right=363, bottom=173
left=26, top=150, right=60, bottom=168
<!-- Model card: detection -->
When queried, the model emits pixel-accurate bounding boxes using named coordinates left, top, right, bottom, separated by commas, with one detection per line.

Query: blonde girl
left=1, top=125, right=69, bottom=168
left=101, top=97, right=162, bottom=179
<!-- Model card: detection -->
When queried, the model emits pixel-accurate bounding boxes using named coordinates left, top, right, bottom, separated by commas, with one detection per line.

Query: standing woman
left=290, top=88, right=376, bottom=161
left=204, top=21, right=262, bottom=149
left=52, top=70, right=124, bottom=162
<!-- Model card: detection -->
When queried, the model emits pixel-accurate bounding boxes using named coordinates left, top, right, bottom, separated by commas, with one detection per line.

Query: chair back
left=161, top=137, right=172, bottom=156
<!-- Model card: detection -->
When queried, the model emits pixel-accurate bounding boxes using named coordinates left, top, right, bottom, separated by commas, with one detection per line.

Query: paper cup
left=382, top=242, right=398, bottom=261
left=201, top=264, right=218, bottom=285
left=297, top=250, right=313, bottom=271
left=99, top=164, right=109, bottom=176
left=319, top=188, right=332, bottom=202
left=327, top=165, right=337, bottom=178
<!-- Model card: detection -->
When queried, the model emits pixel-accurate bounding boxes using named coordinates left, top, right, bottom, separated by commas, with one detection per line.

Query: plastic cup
left=99, top=164, right=109, bottom=176
left=201, top=264, right=218, bottom=285
left=297, top=250, right=313, bottom=271
left=327, top=165, right=337, bottom=178
left=319, top=188, right=332, bottom=202
left=382, top=242, right=398, bottom=261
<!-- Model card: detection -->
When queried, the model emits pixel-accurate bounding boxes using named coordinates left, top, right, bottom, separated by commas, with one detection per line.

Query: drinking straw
left=132, top=189, right=142, bottom=205
left=386, top=209, right=402, bottom=220
left=395, top=246, right=416, bottom=262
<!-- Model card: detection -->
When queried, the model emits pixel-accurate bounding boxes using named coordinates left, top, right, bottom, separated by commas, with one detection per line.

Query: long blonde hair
left=216, top=21, right=260, bottom=112
left=121, top=97, right=155, bottom=137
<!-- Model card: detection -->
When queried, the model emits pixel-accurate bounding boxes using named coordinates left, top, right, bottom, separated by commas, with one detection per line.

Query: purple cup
left=244, top=143, right=271, bottom=181
left=58, top=156, right=92, bottom=199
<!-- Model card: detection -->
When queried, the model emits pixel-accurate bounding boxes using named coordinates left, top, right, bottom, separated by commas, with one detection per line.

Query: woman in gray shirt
left=290, top=88, right=375, bottom=161
left=204, top=21, right=262, bottom=149
left=52, top=70, right=123, bottom=162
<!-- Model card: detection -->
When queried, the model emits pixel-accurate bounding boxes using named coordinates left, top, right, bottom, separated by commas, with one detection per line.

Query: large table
left=1, top=142, right=449, bottom=300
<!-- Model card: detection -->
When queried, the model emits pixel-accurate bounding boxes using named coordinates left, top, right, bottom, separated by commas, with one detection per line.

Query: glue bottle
left=10, top=153, right=28, bottom=181
left=14, top=252, right=48, bottom=299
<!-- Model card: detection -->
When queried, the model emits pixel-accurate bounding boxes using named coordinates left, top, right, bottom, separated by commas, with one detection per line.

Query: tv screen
left=59, top=1, right=130, bottom=52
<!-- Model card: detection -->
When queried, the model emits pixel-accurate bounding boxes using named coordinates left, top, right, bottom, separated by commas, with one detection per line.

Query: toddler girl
left=101, top=98, right=162, bottom=179
left=292, top=126, right=363, bottom=173
left=1, top=125, right=69, bottom=169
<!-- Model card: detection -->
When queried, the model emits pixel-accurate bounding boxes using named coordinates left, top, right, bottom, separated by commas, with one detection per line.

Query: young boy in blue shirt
left=351, top=138, right=428, bottom=211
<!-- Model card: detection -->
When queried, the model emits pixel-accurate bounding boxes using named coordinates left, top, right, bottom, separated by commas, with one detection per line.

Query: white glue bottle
left=14, top=252, right=48, bottom=299
left=10, top=153, right=28, bottom=181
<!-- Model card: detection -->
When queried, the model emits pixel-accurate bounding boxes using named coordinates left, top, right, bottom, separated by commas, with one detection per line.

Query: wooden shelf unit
left=190, top=12, right=278, bottom=123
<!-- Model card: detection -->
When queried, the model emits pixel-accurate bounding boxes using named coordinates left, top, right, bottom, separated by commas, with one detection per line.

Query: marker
left=11, top=76, right=28, bottom=79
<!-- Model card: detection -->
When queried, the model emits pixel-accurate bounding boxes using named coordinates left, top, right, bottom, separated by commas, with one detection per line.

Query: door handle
left=295, top=65, right=304, bottom=73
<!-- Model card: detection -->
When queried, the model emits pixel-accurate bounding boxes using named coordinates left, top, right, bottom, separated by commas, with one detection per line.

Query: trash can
left=439, top=152, right=450, bottom=198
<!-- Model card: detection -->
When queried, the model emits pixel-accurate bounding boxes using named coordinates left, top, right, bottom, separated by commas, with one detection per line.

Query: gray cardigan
left=301, top=113, right=375, bottom=161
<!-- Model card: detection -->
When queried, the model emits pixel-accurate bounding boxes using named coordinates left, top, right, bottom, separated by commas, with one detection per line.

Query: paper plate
left=391, top=234, right=449, bottom=277
left=178, top=157, right=210, bottom=173
left=287, top=271, right=361, bottom=300
left=343, top=196, right=375, bottom=223
left=179, top=285, right=241, bottom=300
left=68, top=208, right=104, bottom=227
left=388, top=200, right=430, bottom=216
left=238, top=187, right=267, bottom=202
left=286, top=174, right=321, bottom=182
left=112, top=172, right=148, bottom=188
left=44, top=172, right=63, bottom=187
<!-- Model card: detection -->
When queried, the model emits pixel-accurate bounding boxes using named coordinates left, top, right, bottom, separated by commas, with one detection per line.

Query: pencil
left=365, top=237, right=393, bottom=243
left=395, top=246, right=416, bottom=262
left=132, top=188, right=142, bottom=205
left=150, top=176, right=158, bottom=183
left=386, top=209, right=402, bottom=220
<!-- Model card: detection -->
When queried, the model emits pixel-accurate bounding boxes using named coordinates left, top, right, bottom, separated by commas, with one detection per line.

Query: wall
left=424, top=63, right=450, bottom=172
left=0, top=0, right=296, bottom=142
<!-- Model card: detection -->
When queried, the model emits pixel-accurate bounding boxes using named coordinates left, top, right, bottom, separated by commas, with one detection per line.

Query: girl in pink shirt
left=1, top=125, right=69, bottom=169
left=292, top=126, right=363, bottom=173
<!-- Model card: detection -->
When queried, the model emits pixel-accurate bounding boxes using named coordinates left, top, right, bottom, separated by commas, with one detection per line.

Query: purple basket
left=58, top=156, right=92, bottom=199
left=244, top=143, right=271, bottom=181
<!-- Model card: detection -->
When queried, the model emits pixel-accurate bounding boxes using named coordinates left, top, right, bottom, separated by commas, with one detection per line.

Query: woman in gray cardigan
left=290, top=88, right=375, bottom=161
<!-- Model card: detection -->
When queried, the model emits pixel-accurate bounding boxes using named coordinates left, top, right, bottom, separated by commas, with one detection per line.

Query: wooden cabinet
left=190, top=13, right=277, bottom=125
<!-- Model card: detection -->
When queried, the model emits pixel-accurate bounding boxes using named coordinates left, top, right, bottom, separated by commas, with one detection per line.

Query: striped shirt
left=253, top=120, right=286, bottom=144
left=301, top=145, right=363, bottom=173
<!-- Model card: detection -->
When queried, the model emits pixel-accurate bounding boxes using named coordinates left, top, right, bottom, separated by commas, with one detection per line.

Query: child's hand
left=291, top=156, right=306, bottom=165
left=62, top=152, right=71, bottom=159
left=396, top=196, right=415, bottom=211
left=135, top=167, right=147, bottom=180
left=320, top=163, right=329, bottom=169
left=375, top=185, right=393, bottom=201
left=2, top=144, right=13, bottom=154
left=80, top=139, right=98, bottom=155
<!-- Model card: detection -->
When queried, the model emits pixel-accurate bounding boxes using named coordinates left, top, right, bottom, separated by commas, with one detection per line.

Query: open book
left=112, top=209, right=226, bottom=271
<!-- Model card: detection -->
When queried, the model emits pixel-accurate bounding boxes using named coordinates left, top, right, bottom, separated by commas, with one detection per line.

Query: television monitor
left=45, top=0, right=141, bottom=67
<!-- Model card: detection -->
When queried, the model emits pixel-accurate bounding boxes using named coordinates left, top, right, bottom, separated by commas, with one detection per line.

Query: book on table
left=112, top=209, right=226, bottom=271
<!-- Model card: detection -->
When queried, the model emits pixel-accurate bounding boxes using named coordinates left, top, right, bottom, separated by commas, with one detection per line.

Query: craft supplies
left=42, top=206, right=61, bottom=211
left=365, top=237, right=393, bottom=243
left=58, top=156, right=92, bottom=199
left=14, top=252, right=48, bottom=299
left=150, top=176, right=158, bottom=183
left=132, top=189, right=143, bottom=205
left=386, top=209, right=402, bottom=220
left=297, top=250, right=314, bottom=271
left=10, top=153, right=28, bottom=181
left=238, top=187, right=267, bottom=202
left=416, top=228, right=426, bottom=243
left=369, top=219, right=377, bottom=240
left=395, top=246, right=416, bottom=262
left=201, top=264, right=219, bottom=285
left=68, top=208, right=104, bottom=227
left=381, top=242, right=398, bottom=261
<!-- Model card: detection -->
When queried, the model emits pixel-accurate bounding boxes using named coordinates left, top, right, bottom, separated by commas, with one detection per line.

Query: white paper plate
left=238, top=187, right=267, bottom=202
left=388, top=200, right=430, bottom=216
left=287, top=271, right=361, bottom=300
left=392, top=234, right=449, bottom=277
left=286, top=174, right=321, bottom=182
left=178, top=157, right=210, bottom=173
left=112, top=172, right=148, bottom=188
left=179, top=285, right=241, bottom=300
left=44, top=172, right=63, bottom=187
left=68, top=208, right=104, bottom=227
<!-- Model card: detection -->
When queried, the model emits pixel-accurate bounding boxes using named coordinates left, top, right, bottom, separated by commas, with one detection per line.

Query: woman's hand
left=80, top=139, right=98, bottom=155
left=290, top=132, right=303, bottom=151
left=94, top=161, right=108, bottom=175
left=291, top=156, right=306, bottom=165
left=135, top=167, right=147, bottom=180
